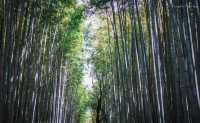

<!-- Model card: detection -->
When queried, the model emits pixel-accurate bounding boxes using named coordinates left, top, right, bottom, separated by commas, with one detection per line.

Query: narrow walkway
left=81, top=10, right=99, bottom=123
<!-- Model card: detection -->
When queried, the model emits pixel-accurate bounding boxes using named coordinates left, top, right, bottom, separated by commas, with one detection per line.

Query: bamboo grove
left=0, top=0, right=200, bottom=123
left=0, top=0, right=87, bottom=123
left=90, top=0, right=200, bottom=123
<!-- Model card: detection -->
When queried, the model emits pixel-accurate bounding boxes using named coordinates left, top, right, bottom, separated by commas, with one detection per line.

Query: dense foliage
left=90, top=0, right=200, bottom=123
left=0, top=0, right=87, bottom=123
left=1, top=0, right=200, bottom=123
